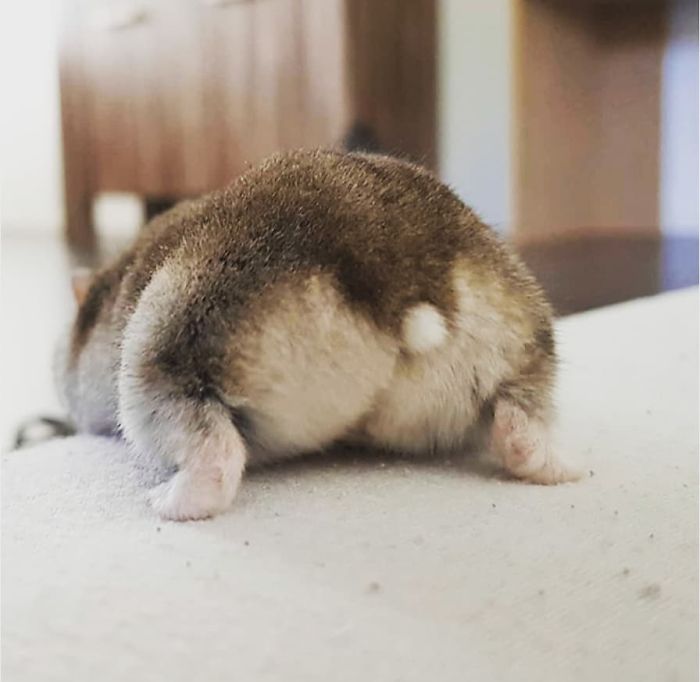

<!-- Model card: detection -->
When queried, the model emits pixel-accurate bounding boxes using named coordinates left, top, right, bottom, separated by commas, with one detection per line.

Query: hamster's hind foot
left=148, top=455, right=244, bottom=521
left=490, top=399, right=582, bottom=485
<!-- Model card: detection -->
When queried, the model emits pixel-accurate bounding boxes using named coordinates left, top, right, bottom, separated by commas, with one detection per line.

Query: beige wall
left=438, top=0, right=514, bottom=232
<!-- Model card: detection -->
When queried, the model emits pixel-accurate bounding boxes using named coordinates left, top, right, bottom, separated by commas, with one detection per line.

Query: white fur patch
left=233, top=274, right=398, bottom=461
left=402, top=303, right=448, bottom=353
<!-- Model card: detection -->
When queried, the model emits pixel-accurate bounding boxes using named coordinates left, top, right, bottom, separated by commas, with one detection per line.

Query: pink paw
left=490, top=401, right=582, bottom=485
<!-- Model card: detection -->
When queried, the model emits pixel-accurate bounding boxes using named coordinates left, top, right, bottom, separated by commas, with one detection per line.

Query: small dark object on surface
left=367, top=581, right=381, bottom=593
left=638, top=583, right=661, bottom=600
left=14, top=416, right=75, bottom=449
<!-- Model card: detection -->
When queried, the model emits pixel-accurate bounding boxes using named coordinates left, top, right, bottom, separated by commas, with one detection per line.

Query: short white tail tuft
left=402, top=303, right=448, bottom=353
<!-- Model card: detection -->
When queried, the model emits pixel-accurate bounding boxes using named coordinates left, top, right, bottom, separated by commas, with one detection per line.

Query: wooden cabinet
left=59, top=0, right=436, bottom=249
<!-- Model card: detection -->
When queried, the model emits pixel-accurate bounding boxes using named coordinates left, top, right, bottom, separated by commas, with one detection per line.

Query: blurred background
left=1, top=0, right=698, bottom=448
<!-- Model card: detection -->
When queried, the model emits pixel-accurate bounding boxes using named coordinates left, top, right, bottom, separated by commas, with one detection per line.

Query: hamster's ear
left=71, top=268, right=93, bottom=305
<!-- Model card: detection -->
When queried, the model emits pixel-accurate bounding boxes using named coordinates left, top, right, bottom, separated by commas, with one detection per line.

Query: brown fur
left=69, top=148, right=554, bottom=432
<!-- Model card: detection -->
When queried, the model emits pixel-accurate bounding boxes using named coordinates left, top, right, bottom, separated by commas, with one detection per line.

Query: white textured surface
left=2, top=289, right=698, bottom=682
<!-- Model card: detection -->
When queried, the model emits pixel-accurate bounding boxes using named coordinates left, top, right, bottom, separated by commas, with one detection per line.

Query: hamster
left=56, top=150, right=580, bottom=520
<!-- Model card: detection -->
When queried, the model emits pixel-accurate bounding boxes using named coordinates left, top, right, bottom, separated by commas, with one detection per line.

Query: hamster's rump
left=59, top=150, right=579, bottom=520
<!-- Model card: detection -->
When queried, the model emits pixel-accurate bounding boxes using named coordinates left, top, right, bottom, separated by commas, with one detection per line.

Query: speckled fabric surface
left=2, top=289, right=698, bottom=682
